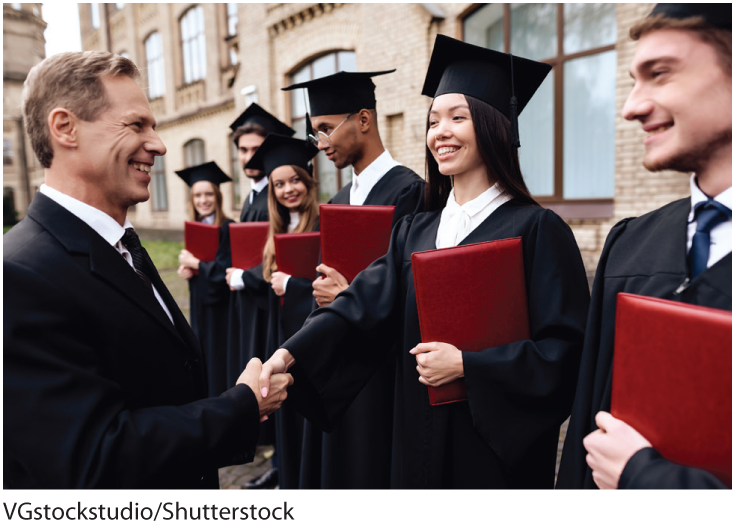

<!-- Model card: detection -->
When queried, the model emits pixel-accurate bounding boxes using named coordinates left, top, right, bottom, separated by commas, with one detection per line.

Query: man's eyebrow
left=630, top=56, right=680, bottom=77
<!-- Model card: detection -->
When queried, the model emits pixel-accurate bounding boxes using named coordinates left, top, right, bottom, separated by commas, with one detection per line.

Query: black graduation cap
left=649, top=3, right=732, bottom=31
left=229, top=103, right=295, bottom=136
left=244, top=133, right=319, bottom=177
left=175, top=161, right=232, bottom=187
left=421, top=34, right=552, bottom=148
left=281, top=70, right=396, bottom=116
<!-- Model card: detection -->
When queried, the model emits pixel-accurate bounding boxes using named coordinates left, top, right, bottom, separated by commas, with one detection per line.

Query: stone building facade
left=7, top=3, right=693, bottom=278
left=3, top=2, right=46, bottom=222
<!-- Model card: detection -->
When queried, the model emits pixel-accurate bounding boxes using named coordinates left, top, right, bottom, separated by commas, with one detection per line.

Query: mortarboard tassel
left=509, top=53, right=521, bottom=148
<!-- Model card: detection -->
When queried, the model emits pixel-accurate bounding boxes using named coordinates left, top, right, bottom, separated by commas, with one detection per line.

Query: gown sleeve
left=620, top=448, right=727, bottom=489
left=197, top=220, right=234, bottom=305
left=392, top=181, right=425, bottom=225
left=282, top=215, right=415, bottom=429
left=462, top=209, right=591, bottom=468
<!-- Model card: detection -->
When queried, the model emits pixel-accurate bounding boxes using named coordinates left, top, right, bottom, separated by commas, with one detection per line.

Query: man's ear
left=48, top=108, right=78, bottom=150
left=357, top=109, right=373, bottom=134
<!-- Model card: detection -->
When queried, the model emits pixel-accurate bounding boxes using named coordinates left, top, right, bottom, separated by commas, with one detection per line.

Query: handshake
left=235, top=349, right=295, bottom=421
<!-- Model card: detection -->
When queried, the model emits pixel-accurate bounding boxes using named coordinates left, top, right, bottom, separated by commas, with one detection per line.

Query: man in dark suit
left=557, top=3, right=731, bottom=490
left=3, top=51, right=292, bottom=489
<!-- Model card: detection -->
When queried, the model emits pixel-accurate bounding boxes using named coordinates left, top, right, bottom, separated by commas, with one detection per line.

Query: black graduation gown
left=225, top=187, right=269, bottom=387
left=287, top=200, right=590, bottom=488
left=264, top=251, right=320, bottom=489
left=556, top=198, right=731, bottom=490
left=224, top=188, right=275, bottom=445
left=188, top=218, right=234, bottom=398
left=298, top=165, right=425, bottom=489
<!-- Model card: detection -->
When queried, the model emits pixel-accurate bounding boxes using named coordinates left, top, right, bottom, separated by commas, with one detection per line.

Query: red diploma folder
left=229, top=222, right=270, bottom=270
left=319, top=204, right=395, bottom=283
left=184, top=221, right=220, bottom=275
left=274, top=232, right=321, bottom=280
left=611, top=293, right=732, bottom=486
left=411, top=237, right=530, bottom=406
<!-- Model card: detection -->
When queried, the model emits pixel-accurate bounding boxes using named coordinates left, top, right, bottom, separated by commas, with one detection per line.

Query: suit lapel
left=29, top=194, right=193, bottom=350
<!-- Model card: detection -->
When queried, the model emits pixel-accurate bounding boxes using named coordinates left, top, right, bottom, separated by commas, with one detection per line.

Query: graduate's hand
left=410, top=342, right=464, bottom=387
left=178, top=249, right=200, bottom=270
left=313, top=264, right=349, bottom=307
left=259, top=348, right=296, bottom=401
left=270, top=271, right=289, bottom=296
left=237, top=357, right=294, bottom=421
left=225, top=267, right=237, bottom=290
left=177, top=264, right=194, bottom=280
left=583, top=411, right=652, bottom=490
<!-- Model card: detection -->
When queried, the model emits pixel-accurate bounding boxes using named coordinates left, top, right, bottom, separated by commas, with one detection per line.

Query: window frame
left=180, top=6, right=207, bottom=85
left=150, top=155, right=168, bottom=212
left=460, top=3, right=616, bottom=213
left=145, top=31, right=166, bottom=100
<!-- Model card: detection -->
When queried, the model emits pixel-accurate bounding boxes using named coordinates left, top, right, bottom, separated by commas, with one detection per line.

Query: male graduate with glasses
left=557, top=3, right=731, bottom=490
left=281, top=70, right=424, bottom=488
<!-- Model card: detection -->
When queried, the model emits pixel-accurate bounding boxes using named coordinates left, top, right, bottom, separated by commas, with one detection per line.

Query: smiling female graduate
left=242, top=133, right=320, bottom=489
left=175, top=161, right=234, bottom=397
left=258, top=34, right=591, bottom=488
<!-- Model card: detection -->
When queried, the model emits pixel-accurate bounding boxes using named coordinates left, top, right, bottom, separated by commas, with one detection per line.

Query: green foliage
left=4, top=193, right=18, bottom=226
left=3, top=225, right=13, bottom=234
left=141, top=240, right=184, bottom=270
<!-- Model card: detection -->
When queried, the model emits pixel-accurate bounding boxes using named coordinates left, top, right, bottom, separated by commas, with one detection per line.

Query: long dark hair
left=424, top=94, right=538, bottom=212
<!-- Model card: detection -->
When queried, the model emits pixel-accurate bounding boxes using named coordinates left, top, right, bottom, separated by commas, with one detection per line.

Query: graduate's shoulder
left=386, top=165, right=424, bottom=188
left=501, top=199, right=574, bottom=235
left=607, top=197, right=690, bottom=247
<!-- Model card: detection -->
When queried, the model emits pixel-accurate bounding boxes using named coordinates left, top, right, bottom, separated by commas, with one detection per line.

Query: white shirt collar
left=435, top=184, right=511, bottom=249
left=251, top=176, right=268, bottom=194
left=39, top=184, right=133, bottom=246
left=688, top=174, right=732, bottom=222
left=287, top=211, right=301, bottom=233
left=201, top=213, right=216, bottom=225
left=349, top=149, right=401, bottom=206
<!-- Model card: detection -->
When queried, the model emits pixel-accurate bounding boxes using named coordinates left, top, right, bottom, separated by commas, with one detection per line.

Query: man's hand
left=178, top=249, right=199, bottom=270
left=312, top=264, right=349, bottom=307
left=409, top=342, right=464, bottom=387
left=583, top=411, right=652, bottom=489
left=225, top=267, right=238, bottom=290
left=259, top=349, right=296, bottom=399
left=237, top=358, right=293, bottom=421
left=177, top=264, right=194, bottom=280
left=270, top=271, right=289, bottom=297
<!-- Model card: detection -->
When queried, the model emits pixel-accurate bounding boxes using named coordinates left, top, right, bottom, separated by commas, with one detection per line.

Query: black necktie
left=121, top=228, right=153, bottom=290
left=250, top=189, right=258, bottom=205
left=688, top=200, right=731, bottom=279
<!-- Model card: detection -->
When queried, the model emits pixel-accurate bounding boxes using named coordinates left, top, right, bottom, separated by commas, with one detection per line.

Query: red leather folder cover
left=611, top=293, right=732, bottom=486
left=184, top=221, right=220, bottom=275
left=411, top=237, right=530, bottom=406
left=319, top=204, right=395, bottom=283
left=274, top=232, right=321, bottom=280
left=229, top=222, right=270, bottom=270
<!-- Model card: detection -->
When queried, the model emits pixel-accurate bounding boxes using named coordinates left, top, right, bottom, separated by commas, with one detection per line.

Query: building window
left=151, top=156, right=168, bottom=211
left=90, top=3, right=100, bottom=29
left=227, top=3, right=238, bottom=36
left=463, top=3, right=616, bottom=202
left=119, top=51, right=130, bottom=59
left=115, top=3, right=125, bottom=9
left=181, top=6, right=206, bottom=85
left=289, top=50, right=357, bottom=202
left=184, top=139, right=206, bottom=167
left=3, top=139, right=13, bottom=166
left=145, top=32, right=165, bottom=99
left=11, top=3, right=21, bottom=10
left=230, top=138, right=241, bottom=210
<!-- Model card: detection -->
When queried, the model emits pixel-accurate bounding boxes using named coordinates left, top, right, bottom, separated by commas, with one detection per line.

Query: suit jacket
left=3, top=193, right=260, bottom=489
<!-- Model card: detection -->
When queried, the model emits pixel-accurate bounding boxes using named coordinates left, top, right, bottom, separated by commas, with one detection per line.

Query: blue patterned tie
left=688, top=200, right=731, bottom=279
left=121, top=228, right=153, bottom=290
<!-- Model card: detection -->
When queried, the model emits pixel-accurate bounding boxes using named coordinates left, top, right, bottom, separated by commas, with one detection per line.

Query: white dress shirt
left=436, top=184, right=512, bottom=249
left=39, top=184, right=174, bottom=323
left=249, top=177, right=268, bottom=204
left=349, top=149, right=401, bottom=206
left=686, top=174, right=732, bottom=268
left=201, top=213, right=215, bottom=225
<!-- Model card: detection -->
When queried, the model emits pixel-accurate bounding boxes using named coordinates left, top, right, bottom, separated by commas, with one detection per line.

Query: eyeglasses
left=307, top=112, right=357, bottom=148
